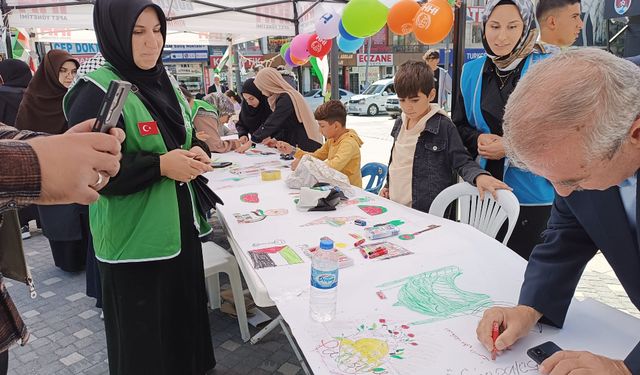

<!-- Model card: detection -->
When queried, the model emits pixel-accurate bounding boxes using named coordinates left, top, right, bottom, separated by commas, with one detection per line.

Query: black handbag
left=0, top=210, right=36, bottom=298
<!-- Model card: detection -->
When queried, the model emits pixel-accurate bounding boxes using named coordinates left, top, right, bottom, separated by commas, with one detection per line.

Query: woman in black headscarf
left=64, top=0, right=216, bottom=373
left=0, top=59, right=31, bottom=126
left=14, top=50, right=87, bottom=272
left=235, top=77, right=272, bottom=143
left=0, top=59, right=39, bottom=237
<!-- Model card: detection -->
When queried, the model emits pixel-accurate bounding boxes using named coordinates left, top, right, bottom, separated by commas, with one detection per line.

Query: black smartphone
left=527, top=341, right=563, bottom=365
left=92, top=80, right=131, bottom=133
left=211, top=161, right=232, bottom=168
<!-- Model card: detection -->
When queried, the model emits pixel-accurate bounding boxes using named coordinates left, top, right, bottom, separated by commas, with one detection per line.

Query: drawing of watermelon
left=358, top=205, right=387, bottom=216
left=240, top=193, right=259, bottom=203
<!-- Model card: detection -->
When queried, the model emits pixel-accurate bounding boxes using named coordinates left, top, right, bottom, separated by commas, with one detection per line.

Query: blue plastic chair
left=361, top=162, right=388, bottom=195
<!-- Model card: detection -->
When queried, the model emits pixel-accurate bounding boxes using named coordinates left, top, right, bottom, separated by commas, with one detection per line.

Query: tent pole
left=293, top=1, right=303, bottom=93
left=329, top=40, right=339, bottom=100
left=1, top=0, right=12, bottom=59
left=450, top=0, right=467, bottom=114
left=233, top=41, right=241, bottom=92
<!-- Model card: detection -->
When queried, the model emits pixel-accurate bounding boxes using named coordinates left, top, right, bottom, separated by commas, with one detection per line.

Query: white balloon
left=315, top=10, right=341, bottom=40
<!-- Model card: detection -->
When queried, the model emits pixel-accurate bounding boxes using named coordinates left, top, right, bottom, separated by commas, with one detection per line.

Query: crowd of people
left=0, top=0, right=639, bottom=374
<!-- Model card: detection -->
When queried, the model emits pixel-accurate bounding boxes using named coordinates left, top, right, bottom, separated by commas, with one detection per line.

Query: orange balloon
left=387, top=0, right=421, bottom=36
left=290, top=53, right=309, bottom=66
left=413, top=0, right=454, bottom=45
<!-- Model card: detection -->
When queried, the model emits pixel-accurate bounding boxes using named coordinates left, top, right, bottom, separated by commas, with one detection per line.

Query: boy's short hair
left=423, top=49, right=440, bottom=61
left=314, top=100, right=347, bottom=127
left=536, top=0, right=581, bottom=20
left=394, top=60, right=435, bottom=99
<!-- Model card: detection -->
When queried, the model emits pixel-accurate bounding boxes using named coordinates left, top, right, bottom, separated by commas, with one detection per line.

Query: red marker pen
left=368, top=248, right=388, bottom=259
left=354, top=239, right=366, bottom=247
left=491, top=321, right=500, bottom=360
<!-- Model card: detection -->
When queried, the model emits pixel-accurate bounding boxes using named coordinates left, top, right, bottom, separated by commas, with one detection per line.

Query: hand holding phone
left=527, top=341, right=563, bottom=365
left=92, top=80, right=131, bottom=133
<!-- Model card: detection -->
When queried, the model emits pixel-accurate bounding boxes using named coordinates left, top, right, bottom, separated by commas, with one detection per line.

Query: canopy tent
left=2, top=0, right=348, bottom=45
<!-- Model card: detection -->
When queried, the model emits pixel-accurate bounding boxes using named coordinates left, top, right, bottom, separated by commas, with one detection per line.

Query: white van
left=346, top=78, right=395, bottom=116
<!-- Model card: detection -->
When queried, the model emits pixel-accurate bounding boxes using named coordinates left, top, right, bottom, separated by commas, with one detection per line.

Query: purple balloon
left=284, top=49, right=296, bottom=66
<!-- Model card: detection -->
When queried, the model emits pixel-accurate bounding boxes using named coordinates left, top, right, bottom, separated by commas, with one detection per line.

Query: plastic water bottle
left=310, top=238, right=339, bottom=322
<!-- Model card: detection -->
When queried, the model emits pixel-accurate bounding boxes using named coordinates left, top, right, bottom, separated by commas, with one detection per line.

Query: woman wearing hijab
left=0, top=59, right=39, bottom=238
left=454, top=0, right=554, bottom=260
left=14, top=50, right=88, bottom=272
left=235, top=77, right=272, bottom=142
left=0, top=59, right=31, bottom=126
left=252, top=67, right=323, bottom=152
left=64, top=0, right=216, bottom=373
left=181, top=88, right=243, bottom=153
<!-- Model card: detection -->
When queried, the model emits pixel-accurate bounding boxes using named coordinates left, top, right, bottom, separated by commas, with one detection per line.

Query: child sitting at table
left=379, top=60, right=510, bottom=214
left=276, top=100, right=363, bottom=188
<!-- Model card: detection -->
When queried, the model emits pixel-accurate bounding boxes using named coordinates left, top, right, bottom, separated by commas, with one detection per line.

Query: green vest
left=63, top=65, right=211, bottom=263
left=191, top=99, right=217, bottom=120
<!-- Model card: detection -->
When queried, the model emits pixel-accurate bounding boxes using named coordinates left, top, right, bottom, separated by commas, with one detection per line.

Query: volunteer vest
left=190, top=99, right=217, bottom=120
left=460, top=54, right=555, bottom=205
left=63, top=65, right=211, bottom=263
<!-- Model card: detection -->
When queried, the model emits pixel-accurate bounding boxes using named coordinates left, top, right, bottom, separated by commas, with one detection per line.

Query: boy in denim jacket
left=380, top=60, right=510, bottom=213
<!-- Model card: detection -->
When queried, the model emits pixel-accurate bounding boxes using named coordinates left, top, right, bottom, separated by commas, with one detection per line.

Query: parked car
left=385, top=94, right=401, bottom=119
left=303, top=88, right=354, bottom=111
left=346, top=78, right=395, bottom=116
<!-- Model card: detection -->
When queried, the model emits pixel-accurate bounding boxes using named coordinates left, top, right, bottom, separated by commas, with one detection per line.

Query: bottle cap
left=319, top=239, right=334, bottom=250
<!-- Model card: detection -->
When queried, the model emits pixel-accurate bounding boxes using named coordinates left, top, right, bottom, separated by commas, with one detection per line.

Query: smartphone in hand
left=92, top=80, right=131, bottom=133
left=527, top=341, right=563, bottom=365
left=211, top=161, right=232, bottom=168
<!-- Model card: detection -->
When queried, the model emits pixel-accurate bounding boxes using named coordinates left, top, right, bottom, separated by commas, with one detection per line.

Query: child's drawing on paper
left=233, top=211, right=266, bottom=224
left=248, top=245, right=304, bottom=269
left=314, top=318, right=421, bottom=374
left=302, top=216, right=365, bottom=227
left=376, top=266, right=493, bottom=325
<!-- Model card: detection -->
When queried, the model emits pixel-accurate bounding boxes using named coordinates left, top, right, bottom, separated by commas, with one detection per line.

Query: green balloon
left=342, top=0, right=389, bottom=38
left=280, top=42, right=291, bottom=58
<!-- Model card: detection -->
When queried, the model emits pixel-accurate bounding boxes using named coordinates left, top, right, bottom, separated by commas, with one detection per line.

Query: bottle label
left=311, top=268, right=338, bottom=290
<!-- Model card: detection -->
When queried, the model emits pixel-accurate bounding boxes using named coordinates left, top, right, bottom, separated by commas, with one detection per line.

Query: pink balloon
left=290, top=33, right=312, bottom=60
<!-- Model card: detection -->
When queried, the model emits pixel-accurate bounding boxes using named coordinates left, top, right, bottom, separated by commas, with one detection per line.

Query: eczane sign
left=356, top=53, right=393, bottom=67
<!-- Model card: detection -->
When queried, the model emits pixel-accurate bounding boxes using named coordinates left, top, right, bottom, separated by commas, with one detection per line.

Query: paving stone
left=41, top=291, right=56, bottom=298
left=220, top=339, right=242, bottom=352
left=73, top=328, right=93, bottom=340
left=22, top=309, right=40, bottom=318
left=42, top=277, right=62, bottom=286
left=65, top=293, right=86, bottom=302
left=59, top=352, right=84, bottom=366
left=277, top=362, right=301, bottom=375
left=78, top=310, right=99, bottom=319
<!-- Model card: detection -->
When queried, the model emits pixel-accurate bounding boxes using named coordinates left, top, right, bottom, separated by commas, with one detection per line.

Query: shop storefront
left=49, top=42, right=100, bottom=65
left=162, top=45, right=209, bottom=94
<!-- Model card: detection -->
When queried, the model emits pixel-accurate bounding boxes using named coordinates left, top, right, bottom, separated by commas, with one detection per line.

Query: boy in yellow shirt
left=276, top=100, right=363, bottom=187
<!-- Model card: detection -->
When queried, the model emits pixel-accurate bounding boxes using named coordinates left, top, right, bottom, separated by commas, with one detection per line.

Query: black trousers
left=496, top=205, right=552, bottom=260
left=0, top=350, right=8, bottom=375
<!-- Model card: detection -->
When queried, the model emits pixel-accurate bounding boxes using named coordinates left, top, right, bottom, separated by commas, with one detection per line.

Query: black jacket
left=251, top=94, right=321, bottom=152
left=387, top=113, right=488, bottom=213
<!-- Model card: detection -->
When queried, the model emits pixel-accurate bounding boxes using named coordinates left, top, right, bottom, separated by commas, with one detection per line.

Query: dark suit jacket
left=519, top=185, right=640, bottom=374
left=207, top=84, right=228, bottom=94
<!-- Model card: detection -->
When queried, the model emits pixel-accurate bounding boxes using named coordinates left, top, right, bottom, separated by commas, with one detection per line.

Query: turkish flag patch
left=138, top=121, right=159, bottom=136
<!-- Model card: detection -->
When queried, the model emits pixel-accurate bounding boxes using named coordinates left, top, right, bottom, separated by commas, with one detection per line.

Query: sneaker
left=100, top=310, right=104, bottom=320
left=20, top=225, right=31, bottom=240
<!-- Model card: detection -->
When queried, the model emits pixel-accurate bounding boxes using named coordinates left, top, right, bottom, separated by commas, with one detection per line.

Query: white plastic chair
left=201, top=241, right=250, bottom=342
left=428, top=182, right=520, bottom=244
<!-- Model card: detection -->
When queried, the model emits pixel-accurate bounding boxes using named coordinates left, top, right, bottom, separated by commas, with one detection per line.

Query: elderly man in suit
left=476, top=48, right=640, bottom=375
left=207, top=74, right=228, bottom=94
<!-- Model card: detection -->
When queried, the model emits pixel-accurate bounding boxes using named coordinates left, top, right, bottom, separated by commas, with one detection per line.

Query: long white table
left=205, top=146, right=640, bottom=375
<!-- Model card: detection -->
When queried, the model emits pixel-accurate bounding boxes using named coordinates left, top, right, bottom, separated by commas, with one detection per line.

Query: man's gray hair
left=503, top=48, right=640, bottom=170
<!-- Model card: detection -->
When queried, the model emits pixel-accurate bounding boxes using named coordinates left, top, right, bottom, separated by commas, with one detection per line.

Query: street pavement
left=5, top=114, right=638, bottom=375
